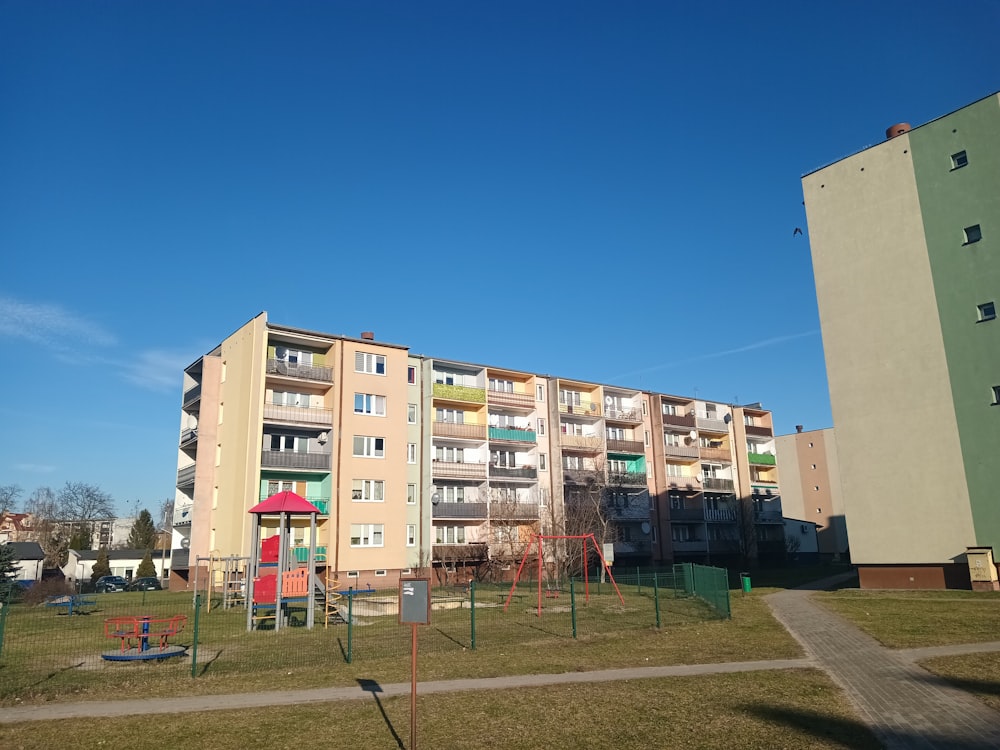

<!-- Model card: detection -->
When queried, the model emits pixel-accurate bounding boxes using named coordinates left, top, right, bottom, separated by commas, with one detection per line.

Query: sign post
left=400, top=578, right=431, bottom=750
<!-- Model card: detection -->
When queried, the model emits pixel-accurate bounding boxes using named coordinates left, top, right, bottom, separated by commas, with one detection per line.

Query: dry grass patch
left=919, top=652, right=1000, bottom=713
left=0, top=669, right=878, bottom=750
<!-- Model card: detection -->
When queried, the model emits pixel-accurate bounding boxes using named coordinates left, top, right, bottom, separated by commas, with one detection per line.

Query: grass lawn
left=919, top=652, right=1000, bottom=713
left=814, top=589, right=1000, bottom=648
left=0, top=669, right=880, bottom=750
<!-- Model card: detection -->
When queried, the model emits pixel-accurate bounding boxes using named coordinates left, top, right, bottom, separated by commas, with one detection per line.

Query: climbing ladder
left=324, top=567, right=344, bottom=626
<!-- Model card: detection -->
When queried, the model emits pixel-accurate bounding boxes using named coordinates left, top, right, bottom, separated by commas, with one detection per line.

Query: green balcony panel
left=748, top=452, right=776, bottom=466
left=488, top=427, right=537, bottom=442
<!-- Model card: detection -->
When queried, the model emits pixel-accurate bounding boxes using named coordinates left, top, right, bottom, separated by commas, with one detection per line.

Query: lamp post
left=161, top=507, right=171, bottom=588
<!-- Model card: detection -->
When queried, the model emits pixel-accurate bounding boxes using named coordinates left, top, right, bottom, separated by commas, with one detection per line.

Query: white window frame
left=407, top=484, right=417, bottom=505
left=350, top=523, right=385, bottom=547
left=406, top=524, right=416, bottom=547
left=407, top=403, right=417, bottom=423
left=537, top=418, right=545, bottom=435
left=356, top=352, right=387, bottom=376
left=352, top=479, right=385, bottom=502
left=539, top=453, right=547, bottom=471
left=353, top=436, right=385, bottom=458
left=407, top=443, right=417, bottom=464
left=536, top=385, right=545, bottom=401
left=354, top=393, right=386, bottom=416
left=407, top=366, right=416, bottom=384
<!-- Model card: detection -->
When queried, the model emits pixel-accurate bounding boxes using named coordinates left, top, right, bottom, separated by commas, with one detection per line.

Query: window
left=563, top=454, right=583, bottom=469
left=436, top=485, right=466, bottom=503
left=352, top=479, right=384, bottom=502
left=978, top=302, right=996, bottom=322
left=536, top=385, right=545, bottom=401
left=642, top=400, right=648, bottom=416
left=744, top=414, right=756, bottom=426
left=539, top=453, right=547, bottom=471
left=270, top=434, right=308, bottom=452
left=651, top=526, right=657, bottom=543
left=672, top=525, right=691, bottom=542
left=407, top=403, right=417, bottom=423
left=993, top=386, right=1000, bottom=405
left=435, top=446, right=463, bottom=462
left=951, top=150, right=968, bottom=169
left=665, top=463, right=685, bottom=478
left=407, top=443, right=416, bottom=463
left=435, top=526, right=466, bottom=544
left=407, top=366, right=416, bottom=384
left=407, top=484, right=417, bottom=504
left=964, top=224, right=982, bottom=244
left=644, top=430, right=650, bottom=446
left=537, top=418, right=546, bottom=435
left=559, top=389, right=582, bottom=406
left=401, top=568, right=412, bottom=575
left=607, top=426, right=625, bottom=440
left=350, top=523, right=384, bottom=547
left=354, top=393, right=386, bottom=416
left=489, top=378, right=513, bottom=392
left=662, top=403, right=678, bottom=416
left=355, top=352, right=386, bottom=375
left=347, top=571, right=359, bottom=578
left=436, top=408, right=465, bottom=424
left=492, top=449, right=517, bottom=467
left=272, top=391, right=310, bottom=407
left=353, top=436, right=385, bottom=458
left=811, top=463, right=817, bottom=470
left=375, top=569, right=387, bottom=577
left=268, top=480, right=295, bottom=495
left=406, top=524, right=416, bottom=546
left=275, top=346, right=313, bottom=365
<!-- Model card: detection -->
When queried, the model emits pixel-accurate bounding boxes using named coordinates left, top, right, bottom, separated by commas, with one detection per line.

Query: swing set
left=504, top=533, right=624, bottom=616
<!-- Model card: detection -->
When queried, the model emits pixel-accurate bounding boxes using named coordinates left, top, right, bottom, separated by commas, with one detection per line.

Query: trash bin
left=740, top=573, right=752, bottom=593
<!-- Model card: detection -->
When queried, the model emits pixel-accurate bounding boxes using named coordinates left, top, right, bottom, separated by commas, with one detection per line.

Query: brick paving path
left=767, top=584, right=1000, bottom=750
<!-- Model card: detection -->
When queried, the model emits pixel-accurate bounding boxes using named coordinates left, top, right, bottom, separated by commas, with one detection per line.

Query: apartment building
left=803, top=92, right=1000, bottom=588
left=174, top=312, right=784, bottom=588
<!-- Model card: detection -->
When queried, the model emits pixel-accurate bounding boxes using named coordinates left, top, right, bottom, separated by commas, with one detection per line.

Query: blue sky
left=2, top=2, right=998, bottom=515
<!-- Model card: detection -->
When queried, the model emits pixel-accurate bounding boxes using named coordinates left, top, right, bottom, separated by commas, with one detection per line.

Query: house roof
left=4, top=541, right=45, bottom=560
left=0, top=512, right=32, bottom=532
left=69, top=548, right=170, bottom=561
left=249, top=491, right=320, bottom=515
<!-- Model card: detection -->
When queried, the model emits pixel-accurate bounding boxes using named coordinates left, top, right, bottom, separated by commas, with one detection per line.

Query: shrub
left=22, top=578, right=75, bottom=606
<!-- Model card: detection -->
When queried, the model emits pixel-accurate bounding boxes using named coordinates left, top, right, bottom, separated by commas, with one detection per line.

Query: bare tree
left=551, top=456, right=615, bottom=582
left=0, top=484, right=22, bottom=514
left=486, top=486, right=539, bottom=577
left=23, top=486, right=68, bottom=567
left=57, top=482, right=115, bottom=550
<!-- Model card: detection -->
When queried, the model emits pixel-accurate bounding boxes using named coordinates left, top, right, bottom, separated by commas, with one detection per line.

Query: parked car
left=95, top=575, right=128, bottom=593
left=127, top=576, right=162, bottom=592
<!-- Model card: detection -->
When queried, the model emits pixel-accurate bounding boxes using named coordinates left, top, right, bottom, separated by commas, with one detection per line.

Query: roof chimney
left=885, top=122, right=911, bottom=140
left=361, top=331, right=375, bottom=340
left=795, top=425, right=803, bottom=433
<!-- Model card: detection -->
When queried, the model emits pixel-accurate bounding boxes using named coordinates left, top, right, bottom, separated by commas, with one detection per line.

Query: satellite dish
left=180, top=538, right=190, bottom=549
left=641, top=522, right=651, bottom=534
left=724, top=413, right=732, bottom=424
left=431, top=492, right=441, bottom=506
left=689, top=430, right=698, bottom=439
left=605, top=396, right=613, bottom=406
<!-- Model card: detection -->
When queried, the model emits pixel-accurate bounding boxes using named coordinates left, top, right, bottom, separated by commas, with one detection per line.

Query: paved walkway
left=3, top=575, right=1000, bottom=750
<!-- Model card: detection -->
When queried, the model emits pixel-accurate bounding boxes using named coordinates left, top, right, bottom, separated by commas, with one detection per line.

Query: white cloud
left=12, top=463, right=56, bottom=474
left=0, top=297, right=116, bottom=349
left=122, top=349, right=199, bottom=392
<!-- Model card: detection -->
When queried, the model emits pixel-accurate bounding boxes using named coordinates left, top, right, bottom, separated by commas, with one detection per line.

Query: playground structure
left=192, top=553, right=250, bottom=613
left=505, top=533, right=624, bottom=616
left=101, top=614, right=187, bottom=661
left=246, top=491, right=329, bottom=631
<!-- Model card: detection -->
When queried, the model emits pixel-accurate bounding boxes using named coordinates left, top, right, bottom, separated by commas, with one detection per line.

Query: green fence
left=0, top=563, right=729, bottom=702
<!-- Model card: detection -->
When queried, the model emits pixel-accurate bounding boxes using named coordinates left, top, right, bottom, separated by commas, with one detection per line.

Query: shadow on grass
left=192, top=646, right=223, bottom=676
left=432, top=627, right=469, bottom=650
left=743, top=704, right=880, bottom=749
left=916, top=672, right=1000, bottom=697
left=357, top=678, right=404, bottom=750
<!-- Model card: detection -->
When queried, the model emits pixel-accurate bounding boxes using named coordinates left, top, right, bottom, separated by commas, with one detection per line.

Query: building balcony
left=266, top=358, right=334, bottom=383
left=705, top=508, right=736, bottom=522
left=707, top=539, right=742, bottom=554
left=432, top=502, right=488, bottom=519
left=699, top=446, right=731, bottom=462
left=433, top=422, right=488, bottom=441
left=748, top=452, right=776, bottom=466
left=488, top=389, right=535, bottom=410
left=558, top=401, right=602, bottom=418
left=179, top=428, right=198, bottom=450
left=751, top=476, right=780, bottom=489
left=754, top=510, right=783, bottom=524
left=669, top=507, right=706, bottom=522
left=432, top=543, right=489, bottom=562
left=745, top=424, right=773, bottom=438
left=607, top=503, right=650, bottom=520
left=606, top=438, right=644, bottom=454
left=260, top=450, right=331, bottom=471
left=432, top=461, right=488, bottom=480
left=671, top=539, right=709, bottom=553
left=661, top=411, right=695, bottom=429
left=488, top=427, right=536, bottom=443
left=696, top=415, right=729, bottom=433
left=263, top=403, right=334, bottom=426
left=258, top=494, right=330, bottom=515
left=607, top=471, right=648, bottom=487
left=702, top=477, right=734, bottom=491
left=605, top=407, right=642, bottom=424
left=664, top=477, right=701, bottom=492
left=433, top=383, right=486, bottom=404
left=663, top=443, right=700, bottom=459
left=489, top=465, right=537, bottom=481
left=560, top=434, right=603, bottom=451
left=176, top=464, right=195, bottom=488
left=490, top=502, right=540, bottom=520
left=613, top=541, right=652, bottom=556
left=563, top=469, right=603, bottom=485
left=182, top=384, right=201, bottom=411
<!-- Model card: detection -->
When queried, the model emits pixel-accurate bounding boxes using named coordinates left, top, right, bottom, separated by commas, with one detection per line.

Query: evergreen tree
left=90, top=547, right=111, bottom=584
left=136, top=549, right=156, bottom=578
left=127, top=509, right=157, bottom=550
left=0, top=543, right=19, bottom=603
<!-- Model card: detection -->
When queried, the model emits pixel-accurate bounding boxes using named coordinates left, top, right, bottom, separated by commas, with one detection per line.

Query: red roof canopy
left=248, top=491, right=321, bottom=515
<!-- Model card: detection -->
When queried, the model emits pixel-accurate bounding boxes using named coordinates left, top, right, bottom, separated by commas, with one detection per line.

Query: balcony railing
left=182, top=384, right=201, bottom=408
left=560, top=434, right=602, bottom=450
left=432, top=543, right=489, bottom=562
left=754, top=510, right=783, bottom=524
left=260, top=450, right=332, bottom=471
left=490, top=502, right=540, bottom=520
left=607, top=471, right=648, bottom=487
left=558, top=401, right=602, bottom=417
left=488, top=389, right=534, bottom=409
left=179, top=428, right=198, bottom=449
left=266, top=358, right=334, bottom=383
left=695, top=415, right=729, bottom=433
left=606, top=438, right=644, bottom=454
left=613, top=541, right=652, bottom=555
left=699, top=446, right=732, bottom=462
left=671, top=539, right=709, bottom=553
left=607, top=503, right=650, bottom=520
left=705, top=508, right=736, bottom=522
left=563, top=469, right=602, bottom=485
left=263, top=403, right=334, bottom=426
left=292, top=545, right=328, bottom=563
left=745, top=424, right=773, bottom=438
left=489, top=465, right=537, bottom=480
left=433, top=422, right=487, bottom=440
left=432, top=461, right=488, bottom=480
left=176, top=465, right=195, bottom=487
left=488, top=427, right=536, bottom=443
left=664, top=477, right=701, bottom=491
left=748, top=452, right=777, bottom=466
left=605, top=407, right=642, bottom=423
left=663, top=443, right=700, bottom=459
left=433, top=383, right=486, bottom=403
left=702, top=477, right=734, bottom=491
left=259, top=495, right=330, bottom=514
left=661, top=410, right=695, bottom=429
left=432, top=502, right=488, bottom=519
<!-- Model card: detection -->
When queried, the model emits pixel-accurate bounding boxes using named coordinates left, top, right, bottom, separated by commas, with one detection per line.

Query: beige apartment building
left=172, top=313, right=785, bottom=590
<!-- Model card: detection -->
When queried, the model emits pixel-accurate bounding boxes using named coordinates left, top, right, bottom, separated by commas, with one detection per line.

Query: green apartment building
left=803, top=92, right=1000, bottom=589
